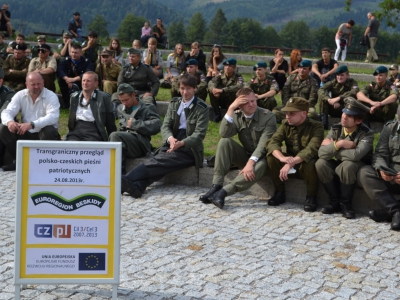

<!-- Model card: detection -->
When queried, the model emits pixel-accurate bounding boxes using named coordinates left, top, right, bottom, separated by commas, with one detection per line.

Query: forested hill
left=9, top=0, right=380, bottom=36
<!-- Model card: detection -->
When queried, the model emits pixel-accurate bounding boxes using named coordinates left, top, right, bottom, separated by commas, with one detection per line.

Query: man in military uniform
left=357, top=107, right=400, bottom=231
left=28, top=44, right=57, bottom=92
left=95, top=49, right=121, bottom=95
left=121, top=74, right=209, bottom=198
left=357, top=66, right=398, bottom=124
left=66, top=71, right=116, bottom=143
left=200, top=87, right=277, bottom=209
left=171, top=59, right=207, bottom=101
left=31, top=35, right=58, bottom=59
left=115, top=48, right=159, bottom=108
left=274, top=60, right=318, bottom=122
left=0, top=67, right=14, bottom=168
left=318, top=65, right=359, bottom=129
left=57, top=44, right=94, bottom=109
left=3, top=43, right=30, bottom=92
left=246, top=61, right=279, bottom=110
left=82, top=31, right=101, bottom=65
left=388, top=64, right=400, bottom=87
left=267, top=97, right=324, bottom=212
left=109, top=84, right=161, bottom=174
left=316, top=98, right=373, bottom=219
left=208, top=58, right=244, bottom=122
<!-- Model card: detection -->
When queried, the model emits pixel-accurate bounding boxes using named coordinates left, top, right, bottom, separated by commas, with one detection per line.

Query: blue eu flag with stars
left=78, top=253, right=106, bottom=271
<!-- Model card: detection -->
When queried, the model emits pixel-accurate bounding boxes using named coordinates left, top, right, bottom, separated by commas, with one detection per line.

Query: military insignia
left=255, top=64, right=258, bottom=68
left=238, top=76, right=243, bottom=84
left=352, top=85, right=358, bottom=89
left=289, top=98, right=293, bottom=103
left=71, top=91, right=79, bottom=97
left=188, top=103, right=194, bottom=110
left=391, top=85, right=398, bottom=91
left=251, top=78, right=255, bottom=82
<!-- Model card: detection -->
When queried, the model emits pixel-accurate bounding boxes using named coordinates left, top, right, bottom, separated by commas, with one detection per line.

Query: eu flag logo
left=78, top=253, right=106, bottom=271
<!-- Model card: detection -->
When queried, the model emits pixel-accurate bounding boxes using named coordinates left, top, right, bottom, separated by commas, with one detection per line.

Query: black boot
left=369, top=209, right=392, bottom=222
left=121, top=178, right=143, bottom=198
left=210, top=189, right=227, bottom=209
left=121, top=164, right=149, bottom=193
left=121, top=148, right=127, bottom=175
left=320, top=113, right=329, bottom=130
left=340, top=183, right=355, bottom=219
left=199, top=184, right=222, bottom=203
left=0, top=140, right=5, bottom=167
left=304, top=195, right=318, bottom=212
left=213, top=108, right=222, bottom=123
left=321, top=181, right=340, bottom=214
left=268, top=191, right=286, bottom=206
left=391, top=211, right=400, bottom=230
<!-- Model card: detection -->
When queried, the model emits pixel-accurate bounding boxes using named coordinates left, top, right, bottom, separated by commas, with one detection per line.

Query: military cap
left=73, top=12, right=80, bottom=16
left=298, top=60, right=311, bottom=68
left=13, top=43, right=27, bottom=50
left=37, top=35, right=46, bottom=41
left=127, top=48, right=141, bottom=55
left=342, top=97, right=370, bottom=116
left=100, top=49, right=113, bottom=56
left=185, top=59, right=198, bottom=66
left=335, top=65, right=348, bottom=74
left=281, top=97, right=309, bottom=112
left=253, top=61, right=267, bottom=70
left=117, top=83, right=135, bottom=94
left=39, top=44, right=51, bottom=51
left=222, top=58, right=237, bottom=66
left=373, top=66, right=388, bottom=76
left=63, top=32, right=73, bottom=38
left=0, top=67, right=5, bottom=79
left=389, top=64, right=399, bottom=70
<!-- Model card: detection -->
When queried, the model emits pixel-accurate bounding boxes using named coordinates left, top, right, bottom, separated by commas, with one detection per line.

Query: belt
left=76, top=119, right=95, bottom=123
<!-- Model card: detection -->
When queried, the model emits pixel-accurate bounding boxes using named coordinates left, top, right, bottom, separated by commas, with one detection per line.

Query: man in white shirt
left=0, top=72, right=60, bottom=171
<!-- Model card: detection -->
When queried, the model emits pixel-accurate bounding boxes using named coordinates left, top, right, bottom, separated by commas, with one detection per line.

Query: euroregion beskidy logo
left=30, top=191, right=106, bottom=211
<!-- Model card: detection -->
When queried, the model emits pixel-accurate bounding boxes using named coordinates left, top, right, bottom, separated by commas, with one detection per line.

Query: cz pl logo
left=34, top=224, right=71, bottom=238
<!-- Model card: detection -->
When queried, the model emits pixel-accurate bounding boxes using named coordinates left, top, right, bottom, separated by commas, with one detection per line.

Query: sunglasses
left=38, top=49, right=48, bottom=53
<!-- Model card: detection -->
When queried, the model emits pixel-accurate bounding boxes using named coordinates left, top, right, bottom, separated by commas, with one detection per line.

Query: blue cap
left=298, top=60, right=311, bottom=68
left=342, top=97, right=369, bottom=116
left=222, top=58, right=237, bottom=66
left=373, top=66, right=388, bottom=76
left=253, top=61, right=267, bottom=70
left=185, top=59, right=198, bottom=66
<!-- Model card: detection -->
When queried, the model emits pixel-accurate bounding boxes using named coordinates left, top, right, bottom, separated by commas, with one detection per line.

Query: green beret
left=117, top=83, right=135, bottom=94
left=253, top=61, right=267, bottom=70
left=298, top=60, right=311, bottom=68
left=222, top=58, right=237, bottom=66
left=336, top=65, right=348, bottom=74
left=373, top=66, right=388, bottom=76
left=281, top=97, right=309, bottom=112
left=342, top=97, right=369, bottom=116
left=186, top=59, right=198, bottom=66
left=127, top=48, right=141, bottom=55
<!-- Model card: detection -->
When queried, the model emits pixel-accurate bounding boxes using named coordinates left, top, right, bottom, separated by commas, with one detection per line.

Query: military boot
left=320, top=113, right=329, bottom=130
left=213, top=108, right=222, bottom=123
left=321, top=181, right=340, bottom=214
left=121, top=163, right=149, bottom=194
left=199, top=184, right=222, bottom=203
left=340, top=182, right=355, bottom=219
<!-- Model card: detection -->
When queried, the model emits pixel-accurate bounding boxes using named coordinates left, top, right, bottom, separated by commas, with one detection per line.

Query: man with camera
left=0, top=4, right=12, bottom=38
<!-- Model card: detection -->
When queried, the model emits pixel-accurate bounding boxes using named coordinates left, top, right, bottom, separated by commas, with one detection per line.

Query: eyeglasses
left=38, top=49, right=48, bottom=53
left=213, top=44, right=221, bottom=48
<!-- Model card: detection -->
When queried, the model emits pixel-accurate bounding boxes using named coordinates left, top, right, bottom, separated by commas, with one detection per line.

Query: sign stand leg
left=112, top=285, right=118, bottom=299
left=15, top=285, right=21, bottom=300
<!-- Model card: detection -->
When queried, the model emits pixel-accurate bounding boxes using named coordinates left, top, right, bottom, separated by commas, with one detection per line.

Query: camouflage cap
left=342, top=97, right=370, bottom=116
left=389, top=64, right=399, bottom=70
left=117, top=83, right=135, bottom=95
left=281, top=97, right=309, bottom=112
left=0, top=67, right=4, bottom=79
left=253, top=61, right=267, bottom=70
left=222, top=58, right=237, bottom=66
left=373, top=66, right=388, bottom=76
left=335, top=65, right=348, bottom=74
left=127, top=48, right=141, bottom=55
left=37, top=35, right=46, bottom=41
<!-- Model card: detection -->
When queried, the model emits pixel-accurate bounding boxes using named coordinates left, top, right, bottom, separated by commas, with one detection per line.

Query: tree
left=168, top=19, right=186, bottom=47
left=204, top=8, right=227, bottom=45
left=117, top=13, right=146, bottom=42
left=279, top=20, right=312, bottom=49
left=87, top=15, right=109, bottom=38
left=311, top=26, right=336, bottom=54
left=264, top=26, right=281, bottom=47
left=186, top=12, right=207, bottom=43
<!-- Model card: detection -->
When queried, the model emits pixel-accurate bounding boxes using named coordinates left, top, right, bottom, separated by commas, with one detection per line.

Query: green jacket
left=68, top=90, right=117, bottom=141
left=246, top=75, right=279, bottom=96
left=116, top=99, right=162, bottom=153
left=360, top=80, right=398, bottom=102
left=318, top=78, right=359, bottom=103
left=161, top=96, right=209, bottom=169
left=282, top=74, right=318, bottom=107
left=318, top=123, right=373, bottom=164
left=266, top=118, right=324, bottom=162
left=220, top=107, right=277, bottom=159
left=118, top=62, right=160, bottom=96
left=208, top=72, right=244, bottom=94
left=372, top=120, right=400, bottom=172
left=3, top=55, right=30, bottom=82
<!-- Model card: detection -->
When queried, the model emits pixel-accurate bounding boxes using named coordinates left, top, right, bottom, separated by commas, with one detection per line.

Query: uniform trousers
left=364, top=102, right=398, bottom=123
left=212, top=138, right=268, bottom=195
left=257, top=97, right=277, bottom=111
left=109, top=131, right=148, bottom=158
left=267, top=154, right=319, bottom=196
left=102, top=80, right=117, bottom=95
left=315, top=159, right=364, bottom=185
left=66, top=120, right=102, bottom=141
left=208, top=91, right=236, bottom=110
left=358, top=165, right=400, bottom=214
left=0, top=124, right=59, bottom=158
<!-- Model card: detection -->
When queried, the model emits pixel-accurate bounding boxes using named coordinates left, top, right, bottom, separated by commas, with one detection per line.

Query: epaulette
left=197, top=100, right=208, bottom=109
left=170, top=97, right=180, bottom=102
left=385, top=120, right=396, bottom=126
left=71, top=91, right=80, bottom=97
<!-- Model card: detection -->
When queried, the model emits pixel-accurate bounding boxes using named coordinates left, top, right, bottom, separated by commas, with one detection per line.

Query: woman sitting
left=143, top=37, right=163, bottom=79
left=269, top=48, right=288, bottom=91
left=288, top=49, right=302, bottom=75
left=164, top=43, right=185, bottom=86
left=206, top=44, right=226, bottom=80
left=107, top=37, right=124, bottom=66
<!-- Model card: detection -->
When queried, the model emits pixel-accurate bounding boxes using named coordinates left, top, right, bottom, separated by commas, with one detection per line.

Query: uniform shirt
left=166, top=53, right=185, bottom=77
left=282, top=74, right=318, bottom=107
left=318, top=78, right=359, bottom=103
left=208, top=72, right=244, bottom=94
left=360, top=80, right=398, bottom=102
left=246, top=75, right=280, bottom=96
left=372, top=120, right=400, bottom=172
left=28, top=56, right=57, bottom=73
left=389, top=73, right=400, bottom=85
left=117, top=62, right=160, bottom=96
left=142, top=49, right=163, bottom=67
left=76, top=91, right=95, bottom=122
left=3, top=55, right=30, bottom=79
left=1, top=87, right=59, bottom=132
left=95, top=62, right=121, bottom=82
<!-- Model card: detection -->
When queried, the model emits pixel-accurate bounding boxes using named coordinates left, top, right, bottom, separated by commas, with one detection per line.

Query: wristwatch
left=30, top=121, right=35, bottom=129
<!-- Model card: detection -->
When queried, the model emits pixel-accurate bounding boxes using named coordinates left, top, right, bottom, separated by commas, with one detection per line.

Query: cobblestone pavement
left=1, top=171, right=400, bottom=299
